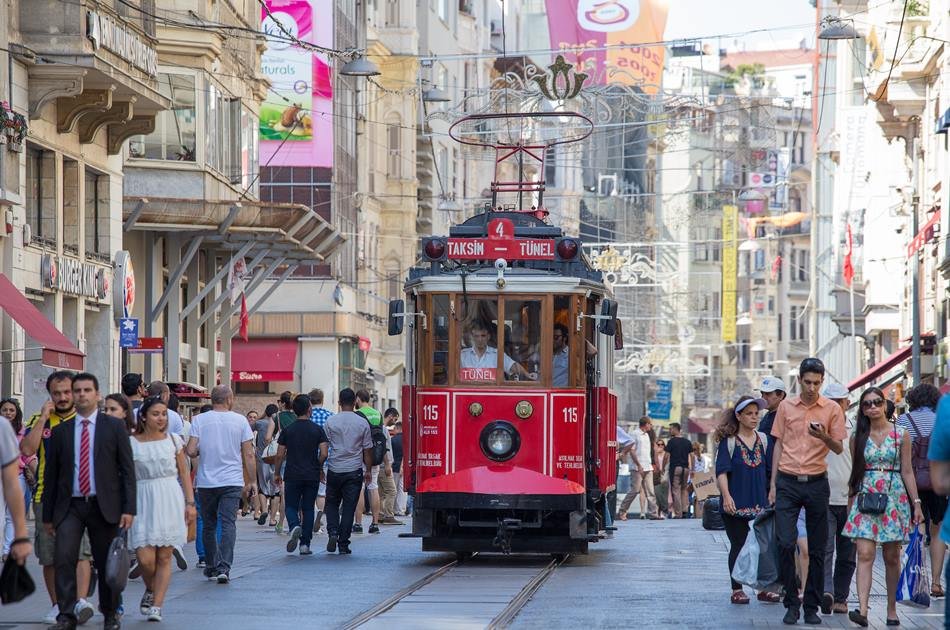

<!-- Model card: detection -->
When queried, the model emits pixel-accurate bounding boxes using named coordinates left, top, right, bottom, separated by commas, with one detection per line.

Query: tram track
left=341, top=554, right=570, bottom=630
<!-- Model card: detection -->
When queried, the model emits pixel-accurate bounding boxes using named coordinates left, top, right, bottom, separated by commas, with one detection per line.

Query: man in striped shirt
left=309, top=388, right=333, bottom=532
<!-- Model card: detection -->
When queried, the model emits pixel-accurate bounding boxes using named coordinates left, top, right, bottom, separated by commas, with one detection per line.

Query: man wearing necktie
left=43, top=373, right=136, bottom=630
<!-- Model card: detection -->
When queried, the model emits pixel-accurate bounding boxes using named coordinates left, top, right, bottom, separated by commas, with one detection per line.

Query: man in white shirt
left=821, top=383, right=855, bottom=615
left=617, top=417, right=658, bottom=520
left=185, top=385, right=256, bottom=584
left=459, top=322, right=534, bottom=381
left=146, top=381, right=184, bottom=435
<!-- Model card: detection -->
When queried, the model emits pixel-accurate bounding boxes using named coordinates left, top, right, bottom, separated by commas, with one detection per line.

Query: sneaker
left=173, top=547, right=188, bottom=571
left=196, top=558, right=207, bottom=569
left=338, top=542, right=352, bottom=554
left=216, top=572, right=230, bottom=584
left=75, top=598, right=95, bottom=624
left=287, top=526, right=302, bottom=552
left=368, top=523, right=380, bottom=534
left=327, top=535, right=338, bottom=553
left=146, top=606, right=162, bottom=622
left=381, top=516, right=404, bottom=525
left=352, top=523, right=363, bottom=534
left=803, top=610, right=821, bottom=625
left=129, top=559, right=142, bottom=580
left=783, top=607, right=800, bottom=625
left=299, top=544, right=312, bottom=555
left=140, top=590, right=155, bottom=615
left=203, top=566, right=219, bottom=580
left=116, top=604, right=124, bottom=618
left=43, top=604, right=60, bottom=624
left=820, top=593, right=833, bottom=615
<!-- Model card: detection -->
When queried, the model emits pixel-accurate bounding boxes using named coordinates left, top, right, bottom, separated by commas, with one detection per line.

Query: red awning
left=0, top=273, right=84, bottom=370
left=230, top=338, right=297, bottom=382
left=687, top=407, right=721, bottom=434
left=846, top=345, right=912, bottom=392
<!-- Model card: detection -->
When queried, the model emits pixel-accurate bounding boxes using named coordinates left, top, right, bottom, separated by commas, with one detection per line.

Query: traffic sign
left=127, top=336, right=164, bottom=354
left=119, top=318, right=139, bottom=348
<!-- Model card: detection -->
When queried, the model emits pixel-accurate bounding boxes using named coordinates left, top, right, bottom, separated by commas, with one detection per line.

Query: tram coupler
left=492, top=518, right=522, bottom=554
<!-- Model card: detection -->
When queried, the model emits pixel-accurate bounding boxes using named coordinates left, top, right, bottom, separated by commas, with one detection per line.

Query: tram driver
left=460, top=322, right=537, bottom=382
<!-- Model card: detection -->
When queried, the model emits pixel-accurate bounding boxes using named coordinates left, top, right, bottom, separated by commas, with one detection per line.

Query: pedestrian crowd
left=0, top=371, right=403, bottom=629
left=614, top=355, right=950, bottom=627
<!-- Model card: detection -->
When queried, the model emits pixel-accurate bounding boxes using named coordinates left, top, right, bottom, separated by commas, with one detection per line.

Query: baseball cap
left=736, top=398, right=768, bottom=414
left=822, top=383, right=850, bottom=400
left=759, top=376, right=786, bottom=393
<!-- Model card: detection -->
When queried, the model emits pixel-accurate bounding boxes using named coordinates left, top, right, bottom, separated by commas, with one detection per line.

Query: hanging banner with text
left=544, top=0, right=670, bottom=93
left=721, top=205, right=738, bottom=344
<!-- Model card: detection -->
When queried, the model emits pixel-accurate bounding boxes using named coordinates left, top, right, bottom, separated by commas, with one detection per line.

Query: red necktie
left=79, top=419, right=91, bottom=496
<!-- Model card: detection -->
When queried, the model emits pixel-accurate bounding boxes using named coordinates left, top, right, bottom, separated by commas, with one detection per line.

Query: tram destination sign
left=446, top=238, right=556, bottom=261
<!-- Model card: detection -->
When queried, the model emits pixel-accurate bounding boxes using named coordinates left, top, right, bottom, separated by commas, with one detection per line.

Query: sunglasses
left=861, top=398, right=885, bottom=409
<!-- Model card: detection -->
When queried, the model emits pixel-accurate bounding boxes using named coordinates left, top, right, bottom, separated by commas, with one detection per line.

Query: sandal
left=848, top=610, right=869, bottom=627
left=886, top=618, right=900, bottom=626
left=756, top=591, right=781, bottom=603
left=931, top=584, right=945, bottom=598
left=731, top=590, right=750, bottom=605
left=617, top=513, right=627, bottom=521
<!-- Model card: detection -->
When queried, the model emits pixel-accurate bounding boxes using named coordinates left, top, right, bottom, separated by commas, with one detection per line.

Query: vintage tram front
left=389, top=212, right=620, bottom=555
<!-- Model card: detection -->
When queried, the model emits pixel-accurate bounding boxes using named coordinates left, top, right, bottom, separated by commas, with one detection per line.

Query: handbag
left=104, top=528, right=130, bottom=593
left=262, top=437, right=279, bottom=464
left=0, top=551, right=35, bottom=604
left=857, top=425, right=899, bottom=515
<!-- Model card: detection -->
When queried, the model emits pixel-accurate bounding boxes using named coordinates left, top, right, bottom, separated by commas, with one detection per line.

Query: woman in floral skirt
left=844, top=387, right=923, bottom=627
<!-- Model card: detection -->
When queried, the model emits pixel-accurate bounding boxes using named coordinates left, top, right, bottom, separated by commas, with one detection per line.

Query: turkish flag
left=843, top=224, right=855, bottom=287
left=771, top=254, right=782, bottom=281
left=239, top=294, right=249, bottom=342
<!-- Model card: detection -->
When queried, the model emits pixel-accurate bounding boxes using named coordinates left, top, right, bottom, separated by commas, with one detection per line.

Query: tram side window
left=503, top=299, right=543, bottom=383
left=459, top=298, right=503, bottom=383
left=553, top=295, right=571, bottom=387
left=431, top=295, right=450, bottom=385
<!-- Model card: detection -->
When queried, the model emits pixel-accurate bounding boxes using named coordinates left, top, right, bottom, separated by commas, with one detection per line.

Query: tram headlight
left=423, top=238, right=447, bottom=261
left=480, top=421, right=520, bottom=462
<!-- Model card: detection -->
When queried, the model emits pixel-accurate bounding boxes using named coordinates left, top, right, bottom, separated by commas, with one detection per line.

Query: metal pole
left=911, top=133, right=921, bottom=385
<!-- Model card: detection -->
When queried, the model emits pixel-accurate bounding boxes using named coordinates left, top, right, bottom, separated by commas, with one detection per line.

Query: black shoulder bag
left=856, top=425, right=898, bottom=515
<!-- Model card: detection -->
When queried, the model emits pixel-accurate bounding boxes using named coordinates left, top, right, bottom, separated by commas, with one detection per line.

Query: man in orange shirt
left=768, top=358, right=846, bottom=626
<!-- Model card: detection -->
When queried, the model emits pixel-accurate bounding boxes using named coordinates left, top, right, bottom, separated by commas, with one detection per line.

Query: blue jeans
left=197, top=486, right=241, bottom=574
left=194, top=493, right=222, bottom=560
left=284, top=480, right=319, bottom=546
left=325, top=470, right=363, bottom=546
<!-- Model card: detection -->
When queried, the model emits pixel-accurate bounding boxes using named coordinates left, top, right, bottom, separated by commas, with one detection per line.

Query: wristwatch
left=913, top=498, right=922, bottom=504
left=185, top=500, right=196, bottom=507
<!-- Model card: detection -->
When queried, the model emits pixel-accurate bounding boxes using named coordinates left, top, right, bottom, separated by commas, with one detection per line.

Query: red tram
left=387, top=113, right=620, bottom=556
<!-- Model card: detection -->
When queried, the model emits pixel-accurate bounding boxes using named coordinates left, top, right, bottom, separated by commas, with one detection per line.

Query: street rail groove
left=341, top=553, right=569, bottom=630
left=340, top=558, right=460, bottom=630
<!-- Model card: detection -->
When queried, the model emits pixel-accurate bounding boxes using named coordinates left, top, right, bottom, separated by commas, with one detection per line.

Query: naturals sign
left=41, top=254, right=110, bottom=301
left=545, top=0, right=669, bottom=93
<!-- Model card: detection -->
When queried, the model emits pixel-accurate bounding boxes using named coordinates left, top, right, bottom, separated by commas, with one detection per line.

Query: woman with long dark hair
left=714, top=395, right=779, bottom=604
left=843, top=387, right=923, bottom=627
left=1, top=397, right=33, bottom=561
left=104, top=393, right=135, bottom=434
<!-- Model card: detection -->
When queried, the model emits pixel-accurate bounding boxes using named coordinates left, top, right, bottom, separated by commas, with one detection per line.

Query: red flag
left=771, top=254, right=782, bottom=280
left=843, top=224, right=854, bottom=287
left=239, top=294, right=249, bottom=342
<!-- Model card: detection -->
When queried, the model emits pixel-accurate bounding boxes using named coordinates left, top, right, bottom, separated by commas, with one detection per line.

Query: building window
left=545, top=145, right=557, bottom=189
left=25, top=145, right=55, bottom=245
left=387, top=120, right=401, bottom=178
left=62, top=158, right=80, bottom=254
left=385, top=0, right=399, bottom=25
left=130, top=73, right=196, bottom=161
left=84, top=167, right=109, bottom=259
left=790, top=306, right=806, bottom=340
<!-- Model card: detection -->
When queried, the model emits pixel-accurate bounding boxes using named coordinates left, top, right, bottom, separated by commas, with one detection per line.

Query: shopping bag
left=731, top=520, right=760, bottom=588
left=104, top=528, right=131, bottom=594
left=897, top=528, right=931, bottom=608
left=692, top=470, right=718, bottom=501
left=0, top=554, right=35, bottom=605
left=753, top=508, right=780, bottom=588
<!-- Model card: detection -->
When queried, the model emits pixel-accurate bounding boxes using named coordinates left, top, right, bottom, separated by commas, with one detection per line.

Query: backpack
left=903, top=413, right=932, bottom=492
left=358, top=410, right=388, bottom=466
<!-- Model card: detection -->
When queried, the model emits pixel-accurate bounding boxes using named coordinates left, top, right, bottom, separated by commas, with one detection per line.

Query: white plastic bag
left=731, top=521, right=760, bottom=588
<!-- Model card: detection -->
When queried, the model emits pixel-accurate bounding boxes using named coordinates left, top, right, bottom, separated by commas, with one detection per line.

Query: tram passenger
left=459, top=322, right=536, bottom=381
left=552, top=324, right=570, bottom=387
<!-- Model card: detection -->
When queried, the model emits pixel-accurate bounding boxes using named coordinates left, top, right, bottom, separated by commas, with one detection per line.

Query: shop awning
left=230, top=338, right=297, bottom=382
left=0, top=273, right=84, bottom=370
left=846, top=345, right=912, bottom=392
left=688, top=407, right=721, bottom=434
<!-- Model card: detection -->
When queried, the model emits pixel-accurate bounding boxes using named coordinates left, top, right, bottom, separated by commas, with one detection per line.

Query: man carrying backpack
left=897, top=383, right=946, bottom=599
left=353, top=390, right=385, bottom=534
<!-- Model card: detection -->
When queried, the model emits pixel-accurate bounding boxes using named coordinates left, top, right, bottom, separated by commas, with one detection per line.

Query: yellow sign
left=868, top=27, right=884, bottom=71
left=721, top=205, right=738, bottom=343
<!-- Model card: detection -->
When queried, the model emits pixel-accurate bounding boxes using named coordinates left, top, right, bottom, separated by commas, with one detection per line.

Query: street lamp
left=818, top=17, right=860, bottom=40
left=437, top=195, right=462, bottom=212
left=339, top=55, right=381, bottom=77
left=422, top=86, right=451, bottom=103
left=736, top=313, right=753, bottom=326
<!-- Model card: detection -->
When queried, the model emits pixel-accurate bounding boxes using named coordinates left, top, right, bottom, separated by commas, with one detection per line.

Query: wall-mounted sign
left=112, top=250, right=135, bottom=320
left=41, top=254, right=110, bottom=300
left=86, top=10, right=158, bottom=77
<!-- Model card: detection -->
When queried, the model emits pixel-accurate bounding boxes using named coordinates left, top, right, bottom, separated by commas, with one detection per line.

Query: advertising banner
left=544, top=0, right=670, bottom=93
left=260, top=1, right=333, bottom=167
left=721, top=205, right=738, bottom=344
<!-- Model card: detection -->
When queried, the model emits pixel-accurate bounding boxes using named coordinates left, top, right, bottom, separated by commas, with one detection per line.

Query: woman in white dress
left=131, top=397, right=197, bottom=622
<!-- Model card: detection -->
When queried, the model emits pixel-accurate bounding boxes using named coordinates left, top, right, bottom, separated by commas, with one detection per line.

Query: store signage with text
left=86, top=10, right=158, bottom=76
left=41, top=254, right=110, bottom=301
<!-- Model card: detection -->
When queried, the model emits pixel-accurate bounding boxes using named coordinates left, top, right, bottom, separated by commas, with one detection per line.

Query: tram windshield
left=422, top=293, right=584, bottom=388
